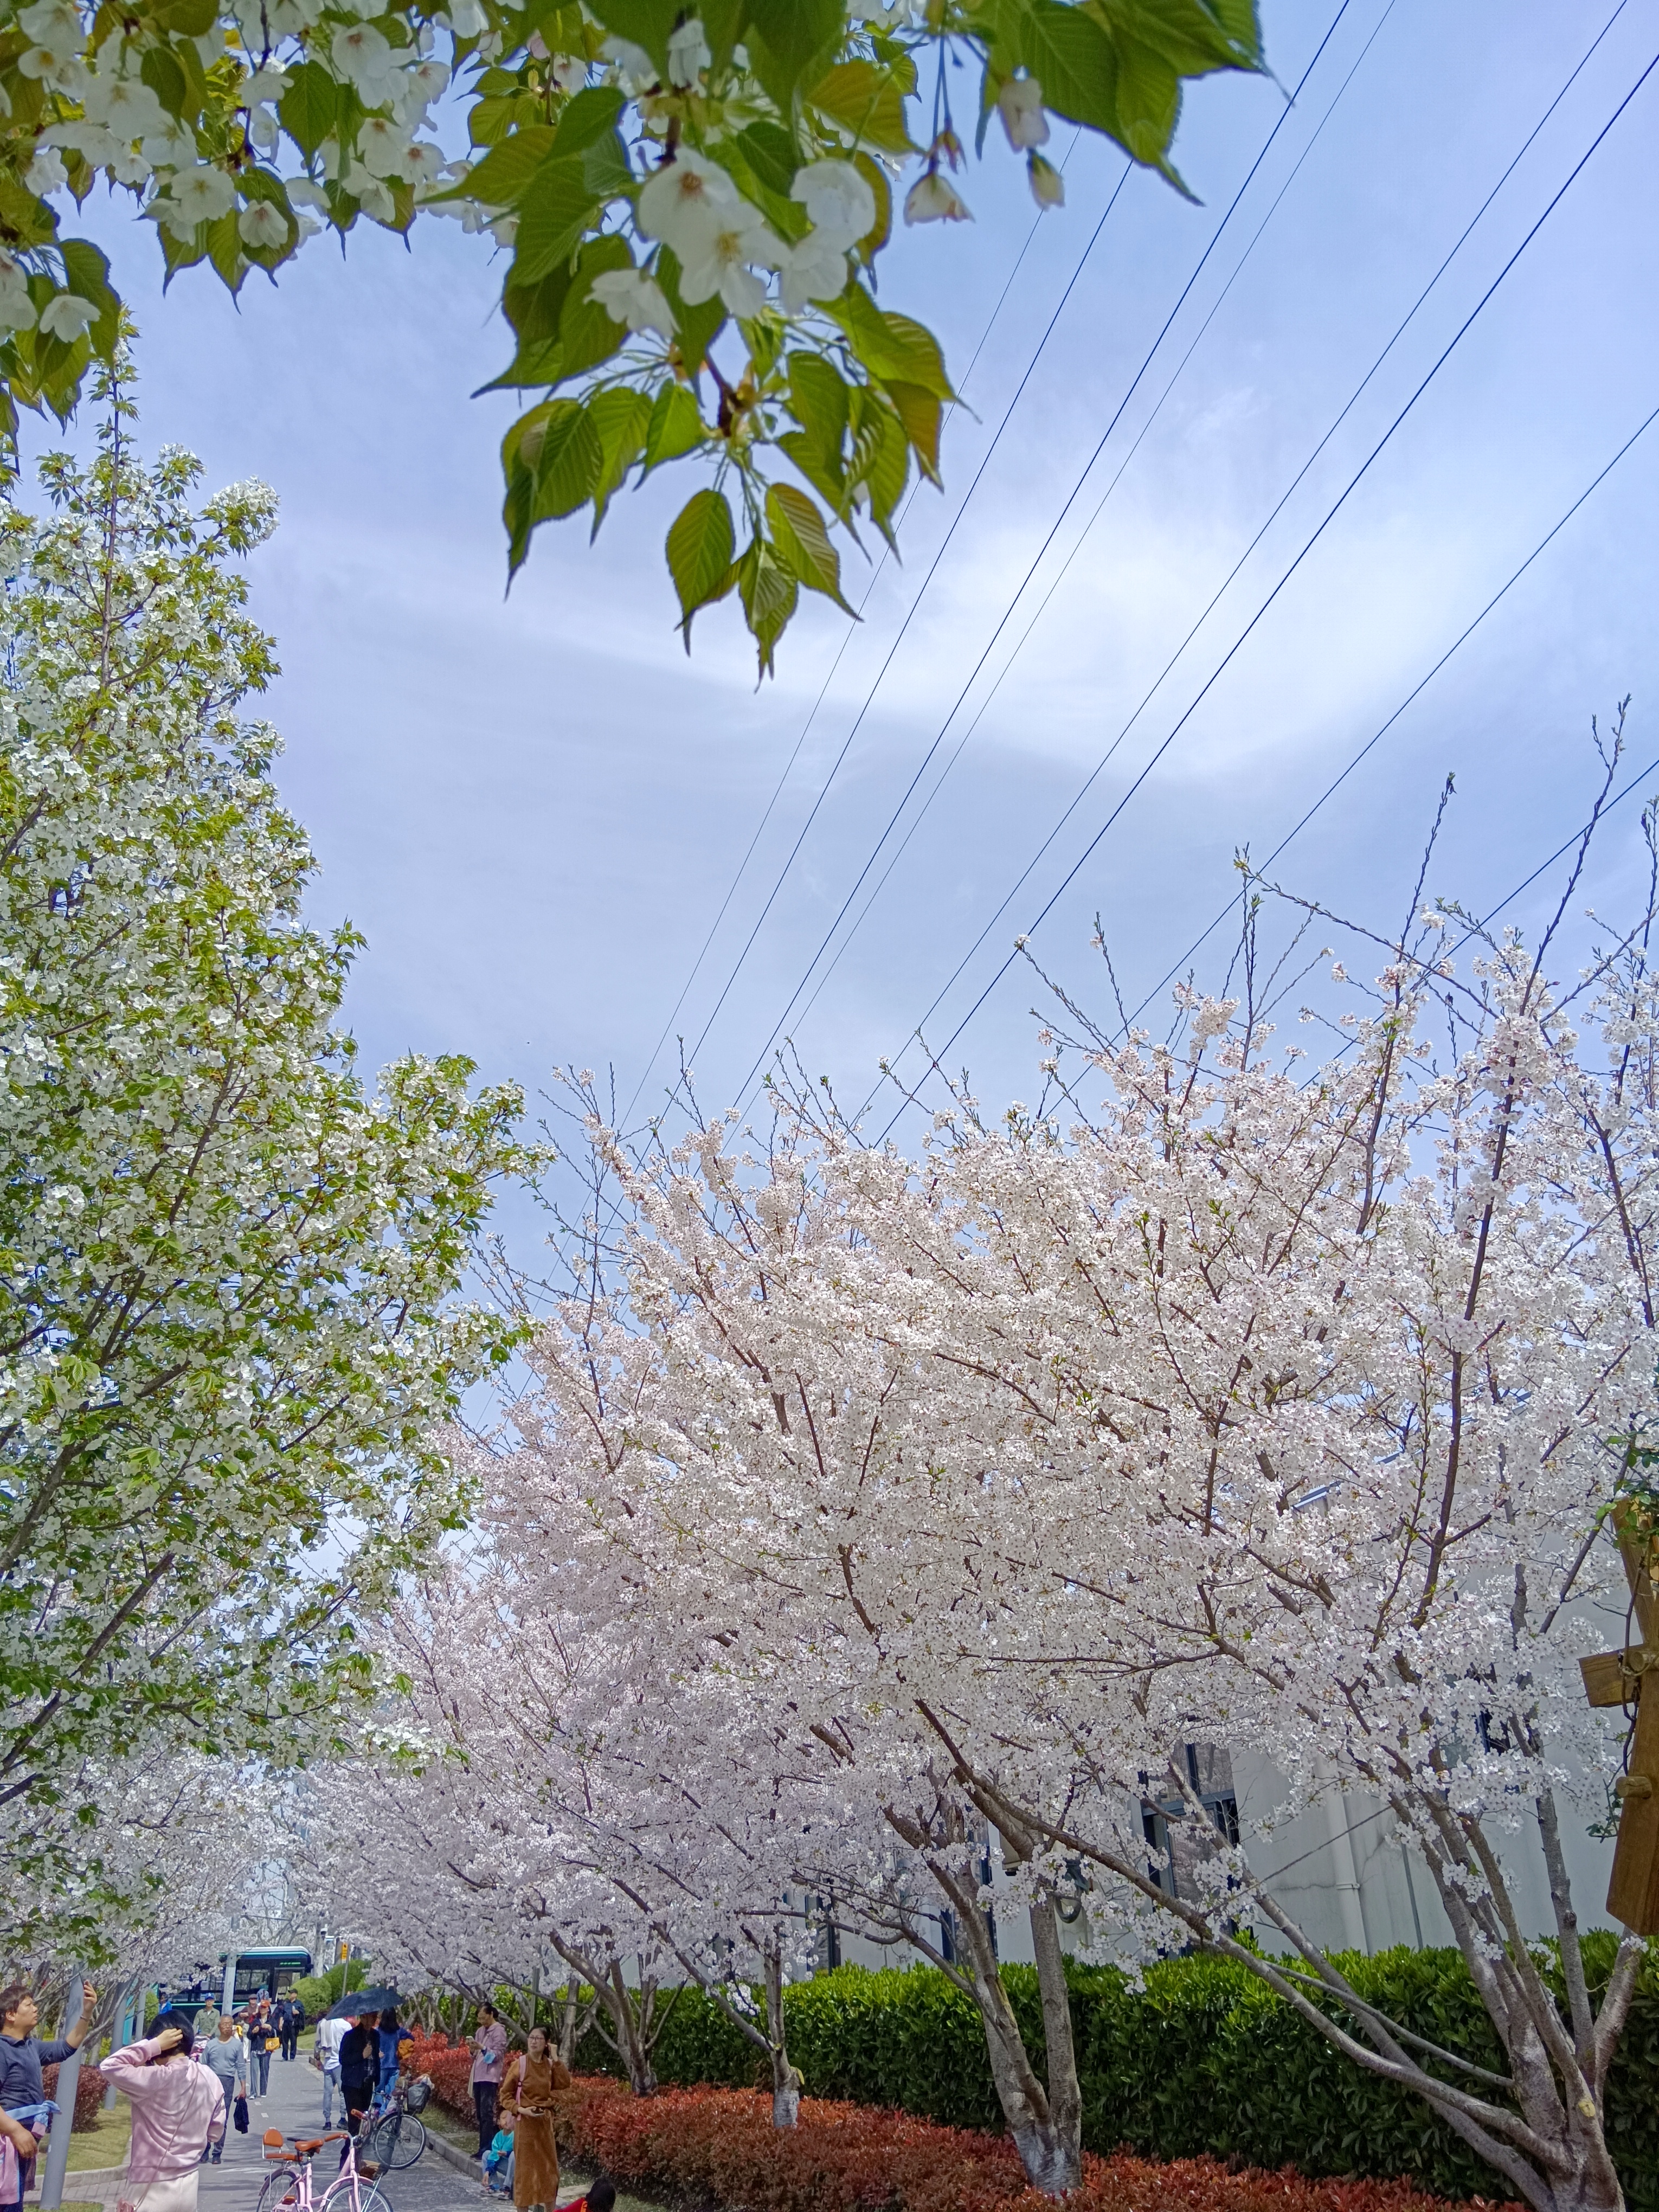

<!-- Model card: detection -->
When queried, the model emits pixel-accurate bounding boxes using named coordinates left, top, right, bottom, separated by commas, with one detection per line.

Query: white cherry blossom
left=776, top=228, right=848, bottom=311
left=666, top=16, right=711, bottom=86
left=635, top=146, right=740, bottom=248
left=790, top=158, right=876, bottom=248
left=237, top=200, right=288, bottom=247
left=590, top=265, right=675, bottom=337
left=904, top=169, right=972, bottom=223
left=38, top=292, right=95, bottom=340
left=678, top=205, right=783, bottom=316
left=998, top=73, right=1049, bottom=150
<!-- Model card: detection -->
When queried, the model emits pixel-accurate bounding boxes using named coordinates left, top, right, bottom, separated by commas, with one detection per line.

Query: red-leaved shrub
left=406, top=2037, right=1516, bottom=2212
left=405, top=2029, right=475, bottom=2122
left=41, top=2058, right=107, bottom=2133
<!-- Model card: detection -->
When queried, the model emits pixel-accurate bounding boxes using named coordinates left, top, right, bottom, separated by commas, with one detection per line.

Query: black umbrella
left=324, top=1987, right=400, bottom=2020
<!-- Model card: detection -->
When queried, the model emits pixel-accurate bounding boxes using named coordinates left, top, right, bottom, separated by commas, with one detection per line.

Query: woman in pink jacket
left=100, top=2014, right=225, bottom=2212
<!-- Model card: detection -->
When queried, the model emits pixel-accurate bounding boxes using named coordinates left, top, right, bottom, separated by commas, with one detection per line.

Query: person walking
left=335, top=2013, right=378, bottom=2147
left=272, top=1998, right=293, bottom=2063
left=313, top=2011, right=345, bottom=2128
left=374, top=2009, right=412, bottom=2091
left=468, top=2004, right=507, bottom=2159
left=245, top=1999, right=276, bottom=2101
left=0, top=1978, right=98, bottom=2212
left=99, top=2011, right=224, bottom=2212
left=499, top=2026, right=568, bottom=2212
left=287, top=1997, right=306, bottom=2060
left=195, top=2020, right=246, bottom=2167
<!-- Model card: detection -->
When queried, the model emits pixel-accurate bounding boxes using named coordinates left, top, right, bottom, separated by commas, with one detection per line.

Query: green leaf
left=580, top=129, right=636, bottom=202
left=1113, top=33, right=1185, bottom=179
left=57, top=239, right=119, bottom=360
left=279, top=62, right=342, bottom=163
left=155, top=0, right=216, bottom=31
left=736, top=120, right=800, bottom=198
left=849, top=387, right=910, bottom=542
left=880, top=377, right=943, bottom=485
left=786, top=351, right=848, bottom=477
left=550, top=83, right=627, bottom=155
left=205, top=207, right=245, bottom=294
left=583, top=0, right=678, bottom=75
left=807, top=58, right=919, bottom=154
left=745, top=0, right=842, bottom=99
left=588, top=387, right=652, bottom=534
left=1017, top=0, right=1120, bottom=134
left=443, top=124, right=556, bottom=209
left=738, top=539, right=798, bottom=678
left=504, top=259, right=577, bottom=344
left=531, top=398, right=602, bottom=518
left=0, top=177, right=55, bottom=247
left=1098, top=0, right=1263, bottom=74
left=666, top=487, right=736, bottom=645
left=766, top=483, right=853, bottom=614
left=140, top=43, right=188, bottom=121
left=829, top=287, right=955, bottom=400
left=642, top=381, right=705, bottom=473
left=556, top=233, right=633, bottom=380
left=510, top=156, right=599, bottom=284
left=852, top=150, right=891, bottom=255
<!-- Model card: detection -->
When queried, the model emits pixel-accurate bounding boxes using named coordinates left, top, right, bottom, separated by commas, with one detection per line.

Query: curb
left=428, top=2126, right=490, bottom=2190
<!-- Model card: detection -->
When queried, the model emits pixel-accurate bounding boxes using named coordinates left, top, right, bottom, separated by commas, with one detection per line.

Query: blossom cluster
left=0, top=0, right=1262, bottom=668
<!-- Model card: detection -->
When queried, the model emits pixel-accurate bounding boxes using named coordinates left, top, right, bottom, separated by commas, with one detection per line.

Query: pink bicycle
left=253, top=2125, right=395, bottom=2212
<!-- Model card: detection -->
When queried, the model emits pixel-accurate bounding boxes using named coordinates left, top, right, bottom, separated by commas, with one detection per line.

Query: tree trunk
left=606, top=1964, right=658, bottom=2098
left=1025, top=1895, right=1083, bottom=2192
left=764, top=1939, right=801, bottom=2129
left=941, top=1863, right=1077, bottom=2194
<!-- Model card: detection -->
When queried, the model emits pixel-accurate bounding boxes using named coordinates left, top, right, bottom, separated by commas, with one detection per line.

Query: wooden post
left=1579, top=1503, right=1659, bottom=1934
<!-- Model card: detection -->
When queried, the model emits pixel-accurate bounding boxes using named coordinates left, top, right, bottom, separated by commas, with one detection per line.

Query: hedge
left=548, top=1937, right=1659, bottom=2210
left=549, top=2075, right=1512, bottom=2212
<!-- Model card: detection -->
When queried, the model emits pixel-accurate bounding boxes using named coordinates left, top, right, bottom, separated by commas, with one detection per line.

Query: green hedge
left=569, top=1937, right=1659, bottom=2209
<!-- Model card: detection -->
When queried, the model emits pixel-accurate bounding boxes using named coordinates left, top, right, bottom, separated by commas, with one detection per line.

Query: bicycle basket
left=405, top=2078, right=433, bottom=2113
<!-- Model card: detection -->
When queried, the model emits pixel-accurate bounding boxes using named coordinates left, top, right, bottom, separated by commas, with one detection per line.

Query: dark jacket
left=337, top=2026, right=378, bottom=2087
left=272, top=2001, right=293, bottom=2034
left=0, top=2032, right=76, bottom=2112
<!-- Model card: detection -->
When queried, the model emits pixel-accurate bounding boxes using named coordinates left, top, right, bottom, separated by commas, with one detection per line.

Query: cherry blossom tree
left=0, top=356, right=532, bottom=1862
left=399, top=757, right=1659, bottom=2210
left=0, top=0, right=1262, bottom=670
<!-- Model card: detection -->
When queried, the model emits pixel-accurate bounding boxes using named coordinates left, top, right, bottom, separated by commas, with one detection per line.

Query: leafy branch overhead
left=0, top=0, right=1261, bottom=671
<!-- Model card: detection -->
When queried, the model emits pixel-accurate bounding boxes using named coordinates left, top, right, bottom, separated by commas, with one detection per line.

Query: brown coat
left=503, top=2049, right=569, bottom=2209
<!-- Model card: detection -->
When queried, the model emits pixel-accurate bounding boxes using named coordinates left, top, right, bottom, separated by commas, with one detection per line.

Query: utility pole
left=38, top=1977, right=86, bottom=2211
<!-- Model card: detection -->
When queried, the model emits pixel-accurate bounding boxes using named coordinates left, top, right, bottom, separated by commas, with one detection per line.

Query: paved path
left=192, top=2051, right=491, bottom=2212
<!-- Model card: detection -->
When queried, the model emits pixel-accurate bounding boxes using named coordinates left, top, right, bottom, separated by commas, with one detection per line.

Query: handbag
left=234, top=2093, right=249, bottom=2134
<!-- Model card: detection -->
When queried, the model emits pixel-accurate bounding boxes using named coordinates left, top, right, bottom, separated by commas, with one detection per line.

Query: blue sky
left=47, top=0, right=1659, bottom=1208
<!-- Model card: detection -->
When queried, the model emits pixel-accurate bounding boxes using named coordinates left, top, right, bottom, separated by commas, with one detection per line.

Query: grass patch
left=65, top=2098, right=131, bottom=2172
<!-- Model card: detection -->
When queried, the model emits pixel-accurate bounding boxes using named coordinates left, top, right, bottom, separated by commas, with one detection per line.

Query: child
left=481, top=2125, right=515, bottom=2198
left=561, top=2180, right=616, bottom=2212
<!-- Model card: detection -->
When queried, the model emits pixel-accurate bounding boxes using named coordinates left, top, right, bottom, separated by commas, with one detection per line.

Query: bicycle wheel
left=357, top=2179, right=395, bottom=2212
left=368, top=2112, right=423, bottom=2169
left=256, top=2166, right=306, bottom=2212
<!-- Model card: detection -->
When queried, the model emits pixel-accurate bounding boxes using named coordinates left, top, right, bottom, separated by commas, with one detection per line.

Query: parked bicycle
left=254, top=2125, right=394, bottom=2212
left=363, top=2075, right=430, bottom=2171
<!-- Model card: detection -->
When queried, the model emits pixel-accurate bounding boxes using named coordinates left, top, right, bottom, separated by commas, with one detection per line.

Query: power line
left=719, top=0, right=1367, bottom=1107
left=616, top=131, right=1086, bottom=1132
left=793, top=0, right=1630, bottom=1107
left=867, top=37, right=1659, bottom=1142
left=829, top=0, right=1634, bottom=1122
left=763, top=0, right=1407, bottom=1083
left=665, top=157, right=1137, bottom=1106
left=1117, top=395, right=1659, bottom=1033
